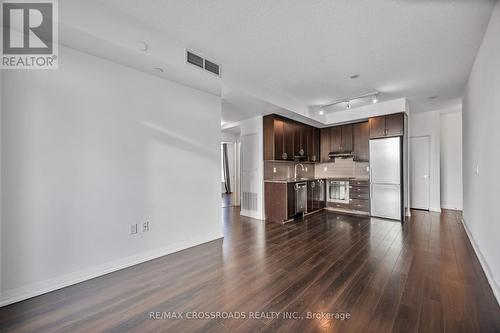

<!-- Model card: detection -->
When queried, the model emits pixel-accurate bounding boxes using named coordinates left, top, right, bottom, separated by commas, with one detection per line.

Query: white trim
left=430, top=207, right=442, bottom=213
left=461, top=218, right=500, bottom=306
left=0, top=233, right=224, bottom=307
left=440, top=204, right=463, bottom=211
left=410, top=135, right=431, bottom=211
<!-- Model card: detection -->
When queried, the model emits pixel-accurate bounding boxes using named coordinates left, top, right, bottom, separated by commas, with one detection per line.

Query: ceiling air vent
left=204, top=59, right=220, bottom=76
left=186, top=50, right=221, bottom=77
left=187, top=51, right=204, bottom=68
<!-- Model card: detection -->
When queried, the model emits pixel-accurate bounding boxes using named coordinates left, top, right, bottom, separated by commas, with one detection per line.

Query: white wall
left=239, top=117, right=264, bottom=220
left=0, top=46, right=222, bottom=305
left=410, top=110, right=442, bottom=212
left=0, top=68, right=3, bottom=292
left=440, top=111, right=463, bottom=210
left=462, top=1, right=500, bottom=302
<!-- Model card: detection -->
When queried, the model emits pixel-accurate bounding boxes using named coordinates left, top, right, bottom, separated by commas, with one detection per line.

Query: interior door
left=410, top=136, right=430, bottom=210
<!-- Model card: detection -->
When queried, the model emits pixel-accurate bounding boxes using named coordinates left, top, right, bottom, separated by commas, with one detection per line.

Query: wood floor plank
left=1, top=208, right=499, bottom=332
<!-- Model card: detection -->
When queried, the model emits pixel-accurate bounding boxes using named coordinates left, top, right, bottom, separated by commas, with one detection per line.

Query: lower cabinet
left=348, top=180, right=370, bottom=213
left=265, top=180, right=325, bottom=223
left=264, top=182, right=295, bottom=223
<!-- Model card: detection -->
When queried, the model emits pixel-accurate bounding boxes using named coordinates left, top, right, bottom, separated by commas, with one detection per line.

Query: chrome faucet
left=294, top=163, right=305, bottom=179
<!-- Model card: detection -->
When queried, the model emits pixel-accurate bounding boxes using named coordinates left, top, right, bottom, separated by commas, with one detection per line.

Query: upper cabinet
left=369, top=113, right=404, bottom=139
left=263, top=114, right=319, bottom=162
left=265, top=113, right=404, bottom=163
left=329, top=125, right=352, bottom=153
left=306, top=126, right=320, bottom=162
left=385, top=113, right=405, bottom=137
left=320, top=128, right=331, bottom=163
left=353, top=122, right=369, bottom=161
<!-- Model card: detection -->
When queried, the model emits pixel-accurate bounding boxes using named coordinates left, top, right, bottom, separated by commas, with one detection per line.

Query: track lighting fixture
left=317, top=91, right=379, bottom=111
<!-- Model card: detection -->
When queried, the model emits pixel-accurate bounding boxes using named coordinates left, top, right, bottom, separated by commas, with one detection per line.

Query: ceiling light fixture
left=319, top=108, right=324, bottom=115
left=346, top=101, right=351, bottom=110
left=221, top=121, right=226, bottom=126
left=317, top=91, right=379, bottom=111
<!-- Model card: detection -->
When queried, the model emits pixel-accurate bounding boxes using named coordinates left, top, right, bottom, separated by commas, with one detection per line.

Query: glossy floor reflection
left=1, top=209, right=499, bottom=332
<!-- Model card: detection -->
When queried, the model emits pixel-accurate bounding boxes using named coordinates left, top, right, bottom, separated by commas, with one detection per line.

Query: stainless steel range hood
left=328, top=152, right=354, bottom=159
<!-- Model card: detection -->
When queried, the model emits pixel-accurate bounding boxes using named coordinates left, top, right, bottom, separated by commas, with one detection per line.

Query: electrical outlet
left=142, top=221, right=150, bottom=232
left=129, top=224, right=138, bottom=235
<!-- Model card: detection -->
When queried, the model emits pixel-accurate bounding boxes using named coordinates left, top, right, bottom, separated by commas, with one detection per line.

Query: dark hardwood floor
left=1, top=208, right=499, bottom=332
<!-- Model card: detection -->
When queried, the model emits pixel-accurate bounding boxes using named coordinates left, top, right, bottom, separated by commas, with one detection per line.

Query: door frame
left=409, top=135, right=431, bottom=210
left=222, top=140, right=240, bottom=206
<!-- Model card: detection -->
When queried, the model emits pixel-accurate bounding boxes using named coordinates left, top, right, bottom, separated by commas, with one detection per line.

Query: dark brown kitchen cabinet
left=264, top=114, right=320, bottom=162
left=307, top=127, right=320, bottom=162
left=283, top=121, right=295, bottom=160
left=341, top=125, right=353, bottom=152
left=369, top=116, right=386, bottom=138
left=385, top=113, right=404, bottom=137
left=330, top=127, right=342, bottom=153
left=264, top=182, right=296, bottom=223
left=329, top=125, right=352, bottom=153
left=263, top=115, right=293, bottom=161
left=320, top=128, right=331, bottom=162
left=369, top=113, right=404, bottom=139
left=294, top=123, right=307, bottom=158
left=273, top=119, right=285, bottom=160
left=353, top=122, right=369, bottom=161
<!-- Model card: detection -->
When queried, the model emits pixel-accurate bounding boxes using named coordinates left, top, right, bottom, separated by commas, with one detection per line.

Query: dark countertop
left=264, top=177, right=369, bottom=184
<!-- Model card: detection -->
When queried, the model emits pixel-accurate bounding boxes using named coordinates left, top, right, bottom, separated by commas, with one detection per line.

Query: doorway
left=410, top=136, right=430, bottom=210
left=221, top=141, right=238, bottom=208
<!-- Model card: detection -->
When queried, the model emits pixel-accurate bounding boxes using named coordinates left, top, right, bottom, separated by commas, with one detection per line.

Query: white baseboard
left=430, top=206, right=442, bottom=213
left=441, top=204, right=463, bottom=211
left=0, top=233, right=224, bottom=307
left=461, top=218, right=500, bottom=306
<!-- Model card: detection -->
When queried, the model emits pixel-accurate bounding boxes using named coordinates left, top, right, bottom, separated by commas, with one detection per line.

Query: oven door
left=327, top=180, right=350, bottom=203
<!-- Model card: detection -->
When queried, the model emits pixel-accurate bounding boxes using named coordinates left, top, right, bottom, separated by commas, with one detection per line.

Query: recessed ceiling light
left=428, top=95, right=440, bottom=100
left=319, top=108, right=324, bottom=115
left=137, top=41, right=149, bottom=52
left=372, top=95, right=378, bottom=104
left=221, top=121, right=226, bottom=126
left=350, top=74, right=360, bottom=79
left=153, top=67, right=164, bottom=73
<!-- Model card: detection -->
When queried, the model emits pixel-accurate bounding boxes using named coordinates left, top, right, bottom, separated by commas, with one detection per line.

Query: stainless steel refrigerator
left=369, top=137, right=402, bottom=220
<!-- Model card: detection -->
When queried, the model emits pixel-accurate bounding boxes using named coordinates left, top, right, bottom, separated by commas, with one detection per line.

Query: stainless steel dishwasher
left=295, top=182, right=307, bottom=214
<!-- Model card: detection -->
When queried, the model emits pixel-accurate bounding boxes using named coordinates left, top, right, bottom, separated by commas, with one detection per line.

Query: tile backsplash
left=264, top=161, right=315, bottom=180
left=314, top=158, right=369, bottom=179
left=264, top=158, right=369, bottom=180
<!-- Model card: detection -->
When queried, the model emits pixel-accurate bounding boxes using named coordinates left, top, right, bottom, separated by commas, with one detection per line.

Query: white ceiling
left=70, top=0, right=494, bottom=123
